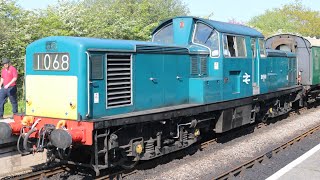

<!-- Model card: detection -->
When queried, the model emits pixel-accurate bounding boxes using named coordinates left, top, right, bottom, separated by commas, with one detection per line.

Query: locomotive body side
left=312, top=46, right=320, bottom=85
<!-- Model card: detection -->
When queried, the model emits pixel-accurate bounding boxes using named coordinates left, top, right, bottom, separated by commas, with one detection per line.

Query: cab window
left=223, top=35, right=247, bottom=58
left=153, top=23, right=174, bottom=44
left=193, top=22, right=219, bottom=57
left=259, top=39, right=266, bottom=57
left=91, top=55, right=104, bottom=80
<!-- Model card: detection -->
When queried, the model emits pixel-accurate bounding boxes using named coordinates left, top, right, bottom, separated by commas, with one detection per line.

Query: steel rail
left=4, top=165, right=69, bottom=180
left=214, top=123, right=320, bottom=180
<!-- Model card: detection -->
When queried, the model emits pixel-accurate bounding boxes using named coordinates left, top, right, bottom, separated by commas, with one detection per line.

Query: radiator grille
left=200, top=57, right=207, bottom=75
left=190, top=56, right=208, bottom=76
left=106, top=54, right=132, bottom=108
left=191, top=56, right=198, bottom=75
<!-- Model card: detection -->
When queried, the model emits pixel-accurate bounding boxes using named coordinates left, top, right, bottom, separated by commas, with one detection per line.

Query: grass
left=4, top=100, right=25, bottom=116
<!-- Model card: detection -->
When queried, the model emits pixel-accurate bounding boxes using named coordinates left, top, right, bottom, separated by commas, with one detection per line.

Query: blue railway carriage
left=266, top=34, right=320, bottom=104
left=1, top=17, right=302, bottom=175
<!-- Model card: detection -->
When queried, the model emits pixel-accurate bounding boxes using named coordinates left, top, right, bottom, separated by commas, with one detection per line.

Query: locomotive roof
left=27, top=36, right=187, bottom=52
left=267, top=34, right=320, bottom=47
left=152, top=16, right=264, bottom=38
left=305, top=37, right=320, bottom=47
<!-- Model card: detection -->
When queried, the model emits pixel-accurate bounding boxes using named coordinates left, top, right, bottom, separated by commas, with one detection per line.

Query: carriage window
left=153, top=23, right=174, bottom=44
left=91, top=55, right=103, bottom=80
left=223, top=35, right=247, bottom=57
left=193, top=22, right=219, bottom=57
left=259, top=39, right=266, bottom=57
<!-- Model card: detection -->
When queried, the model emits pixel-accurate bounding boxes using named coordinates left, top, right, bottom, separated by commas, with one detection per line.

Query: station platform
left=266, top=143, right=320, bottom=180
left=0, top=118, right=47, bottom=178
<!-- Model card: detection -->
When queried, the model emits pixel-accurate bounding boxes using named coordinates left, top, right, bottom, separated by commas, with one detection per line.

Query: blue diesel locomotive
left=0, top=17, right=302, bottom=175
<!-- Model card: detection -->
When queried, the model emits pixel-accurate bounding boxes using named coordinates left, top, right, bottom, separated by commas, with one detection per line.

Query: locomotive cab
left=152, top=17, right=268, bottom=104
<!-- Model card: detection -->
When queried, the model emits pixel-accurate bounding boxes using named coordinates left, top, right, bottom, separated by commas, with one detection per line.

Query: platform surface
left=0, top=150, right=47, bottom=178
left=267, top=143, right=320, bottom=180
left=0, top=118, right=47, bottom=177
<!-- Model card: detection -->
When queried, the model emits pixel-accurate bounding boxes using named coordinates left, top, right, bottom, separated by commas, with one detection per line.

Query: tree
left=0, top=0, right=31, bottom=100
left=33, top=0, right=189, bottom=40
left=248, top=0, right=320, bottom=37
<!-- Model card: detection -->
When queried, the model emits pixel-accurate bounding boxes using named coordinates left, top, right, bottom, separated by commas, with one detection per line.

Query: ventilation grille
left=106, top=55, right=132, bottom=108
left=136, top=45, right=189, bottom=54
left=200, top=57, right=207, bottom=75
left=191, top=56, right=198, bottom=75
left=190, top=56, right=208, bottom=76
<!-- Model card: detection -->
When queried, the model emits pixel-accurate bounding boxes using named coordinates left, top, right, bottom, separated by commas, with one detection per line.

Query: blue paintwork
left=25, top=16, right=297, bottom=120
left=173, top=18, right=194, bottom=45
left=153, top=16, right=264, bottom=39
left=90, top=53, right=107, bottom=117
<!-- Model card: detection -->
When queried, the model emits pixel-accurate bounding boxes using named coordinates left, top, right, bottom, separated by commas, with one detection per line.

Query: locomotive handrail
left=86, top=52, right=90, bottom=118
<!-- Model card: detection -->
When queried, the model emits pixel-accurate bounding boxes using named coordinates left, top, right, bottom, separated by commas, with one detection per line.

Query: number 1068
left=33, top=53, right=70, bottom=71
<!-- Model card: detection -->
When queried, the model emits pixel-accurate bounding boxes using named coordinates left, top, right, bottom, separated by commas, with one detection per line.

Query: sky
left=17, top=0, right=320, bottom=22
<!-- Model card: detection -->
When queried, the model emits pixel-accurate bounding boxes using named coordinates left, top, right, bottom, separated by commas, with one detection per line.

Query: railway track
left=213, top=122, right=320, bottom=180
left=3, top=165, right=71, bottom=180
left=3, top=107, right=313, bottom=179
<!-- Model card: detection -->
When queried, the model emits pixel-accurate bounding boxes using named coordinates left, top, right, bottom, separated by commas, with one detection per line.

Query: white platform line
left=266, top=143, right=320, bottom=180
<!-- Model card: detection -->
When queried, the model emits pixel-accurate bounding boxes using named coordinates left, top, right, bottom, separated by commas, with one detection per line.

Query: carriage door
left=89, top=53, right=106, bottom=118
left=251, top=38, right=260, bottom=95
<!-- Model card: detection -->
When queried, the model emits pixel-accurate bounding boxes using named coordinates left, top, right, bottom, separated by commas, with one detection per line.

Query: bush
left=4, top=99, right=25, bottom=116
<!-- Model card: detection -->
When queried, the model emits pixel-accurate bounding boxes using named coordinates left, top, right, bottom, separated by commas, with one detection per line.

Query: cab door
left=89, top=53, right=106, bottom=118
left=251, top=38, right=260, bottom=95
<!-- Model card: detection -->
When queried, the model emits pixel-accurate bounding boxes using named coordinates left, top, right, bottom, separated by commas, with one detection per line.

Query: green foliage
left=17, top=0, right=188, bottom=41
left=248, top=0, right=320, bottom=37
left=4, top=99, right=25, bottom=116
left=44, top=0, right=189, bottom=40
left=0, top=0, right=29, bottom=100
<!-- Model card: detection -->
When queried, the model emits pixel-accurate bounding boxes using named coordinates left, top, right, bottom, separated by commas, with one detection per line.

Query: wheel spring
left=183, top=131, right=188, bottom=145
left=145, top=140, right=155, bottom=155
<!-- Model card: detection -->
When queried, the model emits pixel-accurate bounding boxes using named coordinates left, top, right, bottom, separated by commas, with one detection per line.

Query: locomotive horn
left=0, top=122, right=12, bottom=139
left=50, top=129, right=73, bottom=149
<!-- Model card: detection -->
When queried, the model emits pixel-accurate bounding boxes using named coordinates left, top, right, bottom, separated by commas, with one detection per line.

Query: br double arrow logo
left=243, top=72, right=251, bottom=84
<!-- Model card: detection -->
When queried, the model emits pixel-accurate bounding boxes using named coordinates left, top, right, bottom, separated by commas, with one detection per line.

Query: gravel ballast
left=237, top=130, right=320, bottom=180
left=126, top=108, right=320, bottom=180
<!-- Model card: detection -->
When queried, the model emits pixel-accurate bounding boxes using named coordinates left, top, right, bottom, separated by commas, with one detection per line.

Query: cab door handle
left=89, top=81, right=99, bottom=87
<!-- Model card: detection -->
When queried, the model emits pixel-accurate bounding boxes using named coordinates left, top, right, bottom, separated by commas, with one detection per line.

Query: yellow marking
left=26, top=99, right=32, bottom=106
left=194, top=129, right=200, bottom=137
left=26, top=75, right=78, bottom=120
left=21, top=116, right=34, bottom=126
left=70, top=102, right=76, bottom=110
left=135, top=144, right=143, bottom=154
left=56, top=120, right=67, bottom=129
